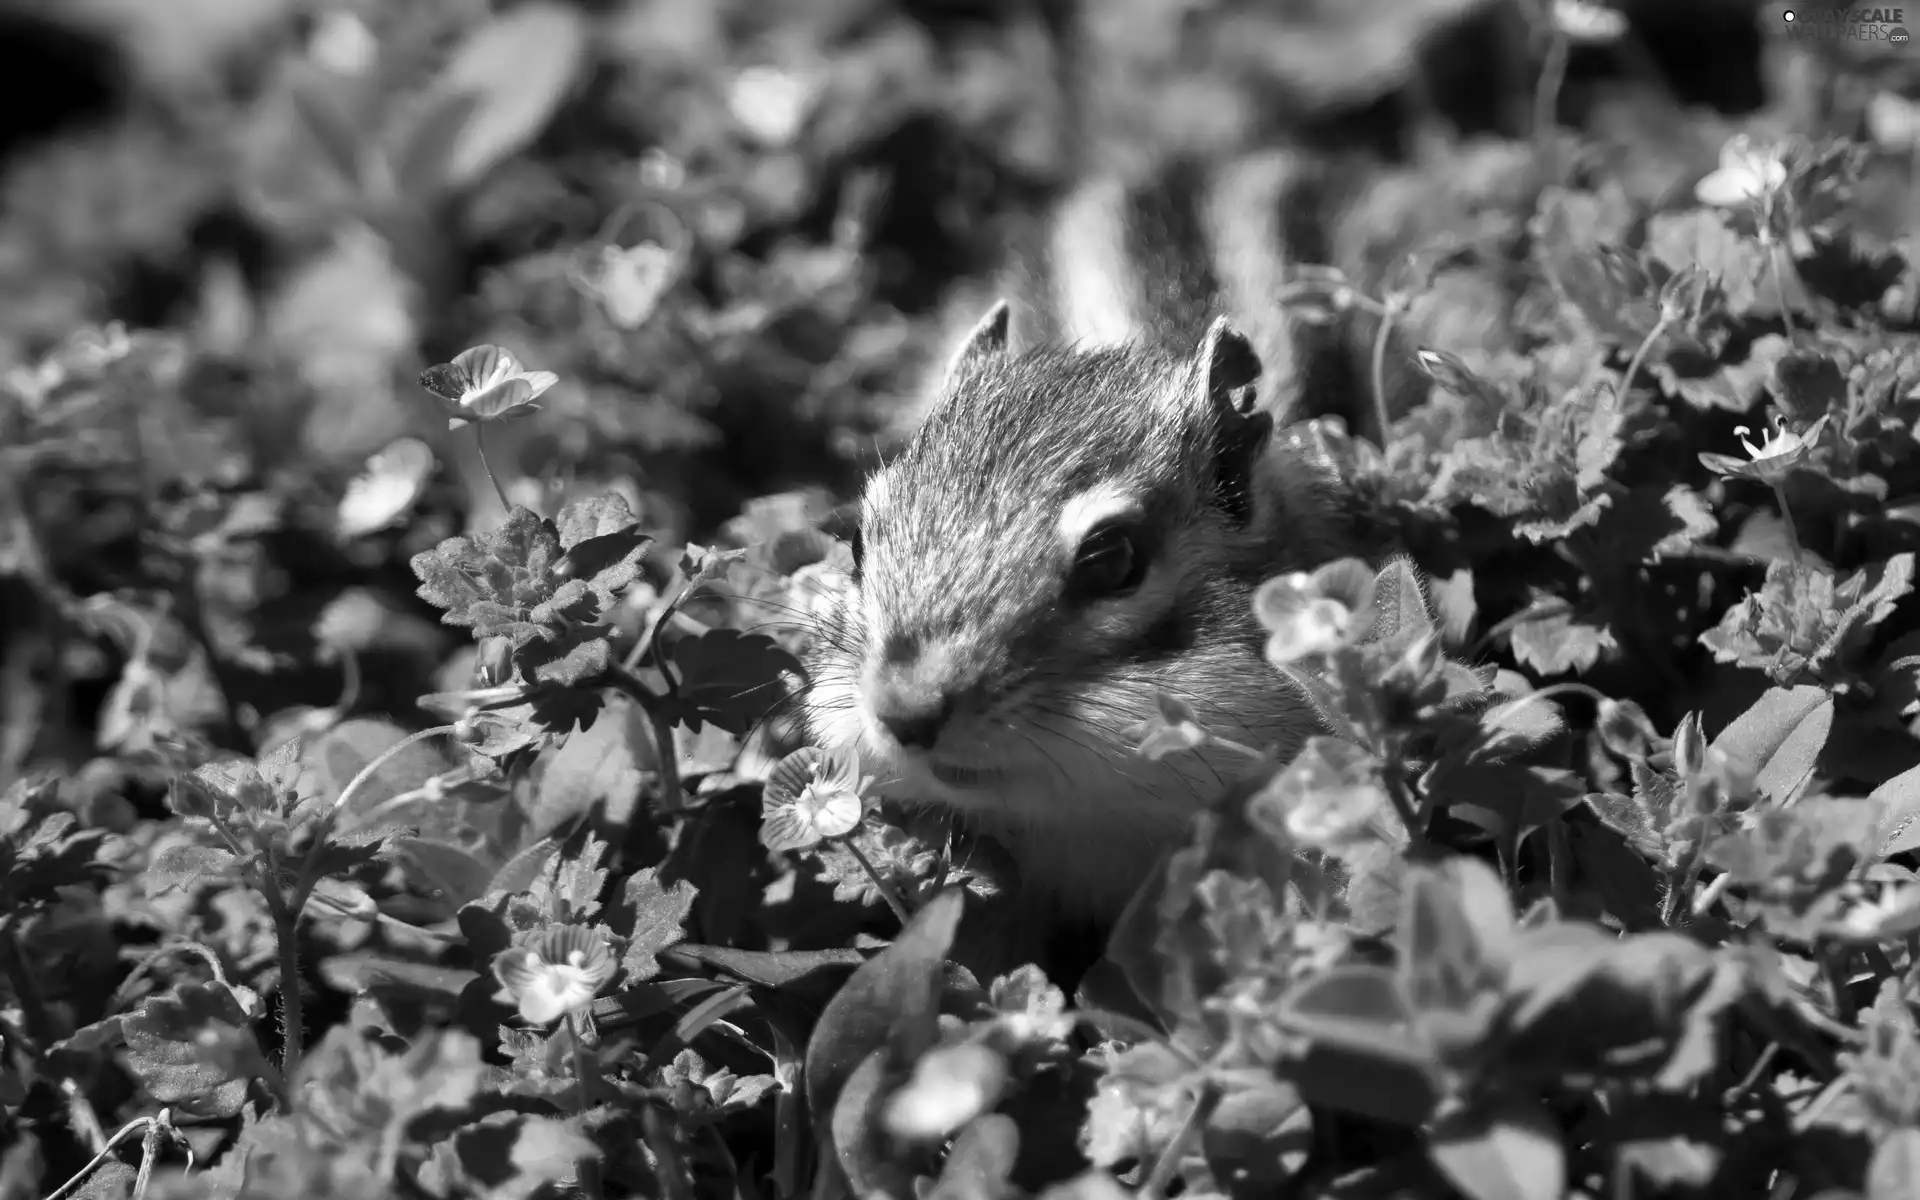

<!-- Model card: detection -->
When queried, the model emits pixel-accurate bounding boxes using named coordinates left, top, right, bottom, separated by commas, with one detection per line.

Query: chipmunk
left=800, top=160, right=1369, bottom=924
left=798, top=3, right=1541, bottom=930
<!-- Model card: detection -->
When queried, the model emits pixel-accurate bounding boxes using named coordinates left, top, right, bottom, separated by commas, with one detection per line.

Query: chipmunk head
left=803, top=302, right=1329, bottom=915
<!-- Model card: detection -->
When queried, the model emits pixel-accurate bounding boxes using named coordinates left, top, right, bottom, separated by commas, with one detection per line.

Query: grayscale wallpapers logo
left=1783, top=8, right=1912, bottom=42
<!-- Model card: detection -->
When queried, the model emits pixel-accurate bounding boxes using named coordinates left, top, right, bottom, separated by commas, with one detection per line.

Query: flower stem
left=843, top=837, right=912, bottom=927
left=1767, top=235, right=1799, bottom=348
left=1770, top=480, right=1804, bottom=567
left=290, top=723, right=461, bottom=909
left=1142, top=1080, right=1221, bottom=1200
left=1619, top=313, right=1673, bottom=405
left=270, top=895, right=305, bottom=1082
left=474, top=424, right=513, bottom=514
left=568, top=1009, right=594, bottom=1114
left=1533, top=25, right=1571, bottom=176
left=605, top=664, right=682, bottom=806
left=1367, top=296, right=1397, bottom=450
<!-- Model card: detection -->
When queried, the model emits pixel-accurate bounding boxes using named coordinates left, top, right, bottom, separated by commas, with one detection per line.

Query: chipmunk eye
left=848, top=527, right=865, bottom=578
left=1068, top=522, right=1148, bottom=601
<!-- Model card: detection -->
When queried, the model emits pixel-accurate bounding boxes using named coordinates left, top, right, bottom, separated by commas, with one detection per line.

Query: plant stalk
left=843, top=837, right=912, bottom=927
left=1770, top=481, right=1804, bottom=568
left=1142, top=1081, right=1221, bottom=1200
left=1619, top=313, right=1674, bottom=406
left=1367, top=297, right=1397, bottom=450
left=474, top=424, right=513, bottom=513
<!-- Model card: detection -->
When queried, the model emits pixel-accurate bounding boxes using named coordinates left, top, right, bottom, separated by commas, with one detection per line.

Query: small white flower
left=310, top=11, right=378, bottom=75
left=572, top=242, right=680, bottom=330
left=1698, top=412, right=1828, bottom=486
left=335, top=437, right=434, bottom=539
left=1694, top=134, right=1788, bottom=208
left=1867, top=91, right=1920, bottom=151
left=418, top=344, right=559, bottom=430
left=492, top=925, right=617, bottom=1025
left=761, top=745, right=871, bottom=853
left=728, top=65, right=820, bottom=148
left=1553, top=0, right=1627, bottom=45
left=883, top=1042, right=1009, bottom=1142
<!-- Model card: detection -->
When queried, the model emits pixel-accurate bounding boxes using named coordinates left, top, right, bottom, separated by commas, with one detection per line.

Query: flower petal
left=492, top=946, right=544, bottom=994
left=336, top=438, right=434, bottom=539
left=764, top=747, right=827, bottom=810
left=463, top=377, right=535, bottom=421
left=1693, top=167, right=1757, bottom=209
left=454, top=344, right=516, bottom=391
left=518, top=370, right=560, bottom=403
left=1696, top=452, right=1756, bottom=479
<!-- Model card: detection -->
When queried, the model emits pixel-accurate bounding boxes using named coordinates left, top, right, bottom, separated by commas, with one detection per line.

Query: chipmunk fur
left=800, top=2, right=1548, bottom=923
left=801, top=162, right=1369, bottom=922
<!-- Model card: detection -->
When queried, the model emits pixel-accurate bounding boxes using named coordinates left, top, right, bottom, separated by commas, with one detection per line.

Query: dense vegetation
left=9, top=1, right=1920, bottom=1198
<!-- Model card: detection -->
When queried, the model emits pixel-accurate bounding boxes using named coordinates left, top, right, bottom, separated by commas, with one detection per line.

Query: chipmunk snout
left=872, top=692, right=954, bottom=751
left=862, top=639, right=962, bottom=752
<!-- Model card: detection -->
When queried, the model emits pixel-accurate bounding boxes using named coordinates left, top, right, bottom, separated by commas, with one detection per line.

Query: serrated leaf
left=531, top=831, right=609, bottom=923
left=0, top=783, right=113, bottom=911
left=617, top=867, right=698, bottom=980
left=1506, top=600, right=1617, bottom=677
left=678, top=543, right=749, bottom=594
left=527, top=631, right=612, bottom=687
left=671, top=629, right=804, bottom=735
left=144, top=842, right=241, bottom=896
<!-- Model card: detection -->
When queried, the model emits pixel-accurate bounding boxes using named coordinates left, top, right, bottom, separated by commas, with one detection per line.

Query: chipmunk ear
left=1195, top=317, right=1272, bottom=525
left=944, top=299, right=1012, bottom=383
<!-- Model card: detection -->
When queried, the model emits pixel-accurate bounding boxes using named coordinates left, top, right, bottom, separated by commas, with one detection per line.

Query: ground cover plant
left=13, top=0, right=1920, bottom=1198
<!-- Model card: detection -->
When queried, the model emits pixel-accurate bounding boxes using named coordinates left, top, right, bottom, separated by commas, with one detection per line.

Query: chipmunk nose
left=873, top=694, right=954, bottom=751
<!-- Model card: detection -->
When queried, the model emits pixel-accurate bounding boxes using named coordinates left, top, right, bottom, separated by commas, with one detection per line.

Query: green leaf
left=932, top=1112, right=1022, bottom=1199
left=615, top=867, right=698, bottom=980
left=428, top=1112, right=597, bottom=1200
left=0, top=780, right=113, bottom=912
left=1428, top=1097, right=1566, bottom=1200
left=530, top=693, right=650, bottom=836
left=1711, top=684, right=1834, bottom=805
left=551, top=491, right=653, bottom=613
left=412, top=506, right=560, bottom=636
left=422, top=3, right=589, bottom=193
left=1644, top=209, right=1770, bottom=317
left=1357, top=555, right=1436, bottom=643
left=670, top=628, right=804, bottom=735
left=298, top=1025, right=487, bottom=1141
left=1279, top=965, right=1420, bottom=1053
left=120, top=982, right=262, bottom=1118
left=144, top=841, right=241, bottom=896
left=805, top=888, right=964, bottom=1129
left=288, top=77, right=368, bottom=193
left=1872, top=760, right=1920, bottom=857
left=1505, top=597, right=1617, bottom=677
left=530, top=830, right=610, bottom=923
left=392, top=90, right=482, bottom=199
